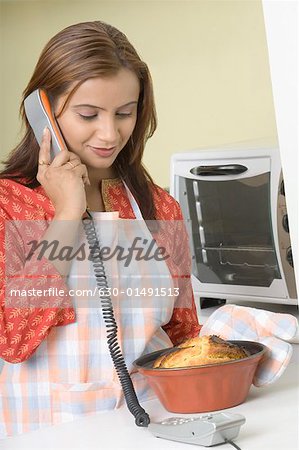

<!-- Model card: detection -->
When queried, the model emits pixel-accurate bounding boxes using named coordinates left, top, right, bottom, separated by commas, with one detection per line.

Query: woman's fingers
left=37, top=127, right=90, bottom=186
left=65, top=155, right=81, bottom=170
left=50, top=148, right=72, bottom=167
left=37, top=127, right=68, bottom=168
left=38, top=128, right=51, bottom=164
left=69, top=162, right=91, bottom=186
left=64, top=152, right=90, bottom=185
left=36, top=128, right=52, bottom=183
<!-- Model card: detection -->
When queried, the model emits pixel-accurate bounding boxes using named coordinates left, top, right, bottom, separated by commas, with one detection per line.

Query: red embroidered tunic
left=0, top=178, right=201, bottom=363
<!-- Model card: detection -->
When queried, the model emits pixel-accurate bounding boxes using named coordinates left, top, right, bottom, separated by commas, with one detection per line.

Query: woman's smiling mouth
left=88, top=145, right=117, bottom=157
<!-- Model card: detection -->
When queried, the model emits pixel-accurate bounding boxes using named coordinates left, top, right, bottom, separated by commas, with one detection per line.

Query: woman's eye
left=116, top=112, right=132, bottom=118
left=79, top=114, right=97, bottom=121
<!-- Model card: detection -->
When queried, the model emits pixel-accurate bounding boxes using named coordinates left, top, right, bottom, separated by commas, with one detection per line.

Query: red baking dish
left=133, top=340, right=267, bottom=413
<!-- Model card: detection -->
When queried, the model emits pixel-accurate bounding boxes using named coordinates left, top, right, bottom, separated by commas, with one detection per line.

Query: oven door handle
left=190, top=164, right=248, bottom=176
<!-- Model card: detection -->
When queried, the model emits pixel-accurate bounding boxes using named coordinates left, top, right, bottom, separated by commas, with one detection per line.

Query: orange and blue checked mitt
left=200, top=304, right=298, bottom=387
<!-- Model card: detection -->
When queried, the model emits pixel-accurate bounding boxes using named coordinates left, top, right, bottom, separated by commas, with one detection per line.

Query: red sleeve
left=162, top=295, right=202, bottom=346
left=0, top=206, right=75, bottom=363
left=160, top=194, right=202, bottom=345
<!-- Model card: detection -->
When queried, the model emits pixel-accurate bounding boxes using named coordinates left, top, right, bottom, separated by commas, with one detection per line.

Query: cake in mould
left=153, top=335, right=249, bottom=369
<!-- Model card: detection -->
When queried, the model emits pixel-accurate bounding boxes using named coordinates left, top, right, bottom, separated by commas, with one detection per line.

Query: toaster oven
left=170, top=147, right=297, bottom=305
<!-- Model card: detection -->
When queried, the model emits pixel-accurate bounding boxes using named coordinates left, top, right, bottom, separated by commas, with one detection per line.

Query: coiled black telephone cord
left=82, top=212, right=150, bottom=427
left=81, top=213, right=244, bottom=450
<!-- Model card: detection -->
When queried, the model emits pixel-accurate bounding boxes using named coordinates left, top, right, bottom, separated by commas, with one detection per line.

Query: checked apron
left=0, top=183, right=175, bottom=438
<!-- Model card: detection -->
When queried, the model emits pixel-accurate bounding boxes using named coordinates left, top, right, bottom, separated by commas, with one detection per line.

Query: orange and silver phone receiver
left=24, top=89, right=67, bottom=161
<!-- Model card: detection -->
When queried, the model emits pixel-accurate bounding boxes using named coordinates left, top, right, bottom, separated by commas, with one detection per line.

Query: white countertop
left=2, top=349, right=298, bottom=450
left=2, top=301, right=299, bottom=450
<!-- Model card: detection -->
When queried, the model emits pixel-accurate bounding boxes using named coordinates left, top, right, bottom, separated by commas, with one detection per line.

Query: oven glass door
left=184, top=172, right=281, bottom=287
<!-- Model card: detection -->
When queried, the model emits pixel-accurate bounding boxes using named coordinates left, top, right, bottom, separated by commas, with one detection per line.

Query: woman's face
left=55, top=68, right=140, bottom=178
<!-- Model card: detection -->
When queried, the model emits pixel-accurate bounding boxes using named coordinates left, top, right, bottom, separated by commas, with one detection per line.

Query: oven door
left=171, top=150, right=288, bottom=300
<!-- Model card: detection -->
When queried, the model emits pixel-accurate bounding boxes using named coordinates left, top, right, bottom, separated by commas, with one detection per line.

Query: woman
left=0, top=21, right=201, bottom=437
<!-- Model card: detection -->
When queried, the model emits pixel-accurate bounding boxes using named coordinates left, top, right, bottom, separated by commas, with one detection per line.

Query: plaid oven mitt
left=200, top=304, right=298, bottom=387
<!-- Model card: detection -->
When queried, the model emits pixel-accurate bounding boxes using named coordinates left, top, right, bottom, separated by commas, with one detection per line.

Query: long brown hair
left=0, top=21, right=158, bottom=219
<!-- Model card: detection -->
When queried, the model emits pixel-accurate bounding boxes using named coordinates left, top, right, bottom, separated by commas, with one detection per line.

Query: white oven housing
left=170, top=147, right=297, bottom=305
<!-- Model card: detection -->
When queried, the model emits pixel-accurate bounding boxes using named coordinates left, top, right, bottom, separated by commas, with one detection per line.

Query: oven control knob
left=282, top=214, right=289, bottom=233
left=286, top=247, right=293, bottom=268
left=280, top=179, right=285, bottom=196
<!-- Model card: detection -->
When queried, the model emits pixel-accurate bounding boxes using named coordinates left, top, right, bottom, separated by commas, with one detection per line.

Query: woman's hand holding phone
left=36, top=127, right=91, bottom=219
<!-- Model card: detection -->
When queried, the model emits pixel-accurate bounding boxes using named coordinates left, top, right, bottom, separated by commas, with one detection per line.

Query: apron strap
left=122, top=180, right=143, bottom=220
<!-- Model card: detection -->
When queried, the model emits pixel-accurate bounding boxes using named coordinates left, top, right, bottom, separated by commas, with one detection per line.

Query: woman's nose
left=95, top=116, right=119, bottom=145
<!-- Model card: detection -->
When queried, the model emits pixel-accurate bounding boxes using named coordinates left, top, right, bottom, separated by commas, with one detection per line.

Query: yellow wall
left=0, top=0, right=277, bottom=188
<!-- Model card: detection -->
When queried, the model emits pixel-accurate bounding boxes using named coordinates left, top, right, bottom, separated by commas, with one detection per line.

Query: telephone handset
left=24, top=90, right=245, bottom=446
left=24, top=89, right=66, bottom=160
